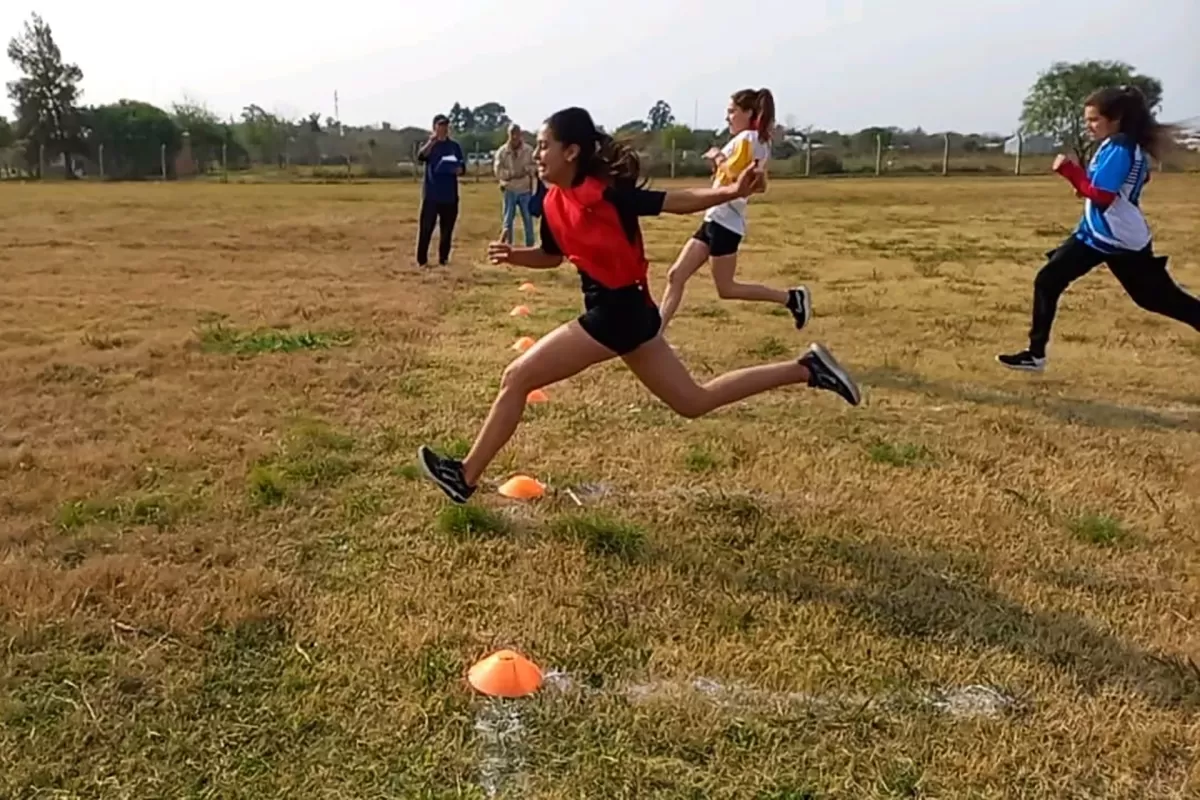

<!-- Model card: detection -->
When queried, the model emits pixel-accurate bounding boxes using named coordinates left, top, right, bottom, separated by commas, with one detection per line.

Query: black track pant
left=416, top=199, right=459, bottom=266
left=1028, top=236, right=1200, bottom=357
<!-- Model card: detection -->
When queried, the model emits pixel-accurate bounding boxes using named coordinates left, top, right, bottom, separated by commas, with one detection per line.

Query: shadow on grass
left=860, top=364, right=1200, bottom=432
left=747, top=536, right=1200, bottom=710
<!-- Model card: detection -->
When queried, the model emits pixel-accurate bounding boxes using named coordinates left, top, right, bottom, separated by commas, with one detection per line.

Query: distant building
left=1004, top=134, right=1058, bottom=155
left=1175, top=118, right=1200, bottom=152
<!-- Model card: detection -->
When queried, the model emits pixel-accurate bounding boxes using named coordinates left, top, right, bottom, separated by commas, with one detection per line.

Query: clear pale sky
left=2, top=0, right=1197, bottom=134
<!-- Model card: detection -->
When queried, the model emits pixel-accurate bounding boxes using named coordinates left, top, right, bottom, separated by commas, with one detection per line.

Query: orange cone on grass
left=468, top=649, right=543, bottom=698
left=512, top=336, right=536, bottom=353
left=498, top=475, right=545, bottom=499
left=526, top=389, right=549, bottom=404
left=509, top=305, right=531, bottom=317
left=518, top=282, right=537, bottom=293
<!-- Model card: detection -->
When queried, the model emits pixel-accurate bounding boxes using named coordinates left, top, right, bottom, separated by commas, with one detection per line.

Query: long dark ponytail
left=545, top=107, right=642, bottom=190
left=1085, top=85, right=1176, bottom=161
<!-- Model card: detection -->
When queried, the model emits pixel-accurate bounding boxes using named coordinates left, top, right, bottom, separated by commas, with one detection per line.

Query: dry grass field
left=2, top=175, right=1199, bottom=799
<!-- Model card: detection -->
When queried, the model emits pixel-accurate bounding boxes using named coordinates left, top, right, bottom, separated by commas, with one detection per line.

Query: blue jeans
left=502, top=189, right=535, bottom=246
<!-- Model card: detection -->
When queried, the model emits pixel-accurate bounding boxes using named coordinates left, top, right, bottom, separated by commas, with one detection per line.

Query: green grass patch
left=867, top=441, right=933, bottom=467
left=198, top=322, right=352, bottom=355
left=437, top=504, right=510, bottom=539
left=341, top=489, right=385, bottom=524
left=551, top=513, right=647, bottom=562
left=747, top=336, right=790, bottom=359
left=684, top=443, right=723, bottom=474
left=1068, top=513, right=1129, bottom=547
left=691, top=304, right=732, bottom=320
left=246, top=422, right=363, bottom=509
left=392, top=463, right=421, bottom=481
left=56, top=492, right=191, bottom=531
left=247, top=465, right=289, bottom=508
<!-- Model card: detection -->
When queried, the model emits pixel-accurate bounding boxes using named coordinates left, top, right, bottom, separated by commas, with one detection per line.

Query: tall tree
left=1021, top=60, right=1162, bottom=162
left=0, top=115, right=13, bottom=149
left=6, top=13, right=84, bottom=177
left=471, top=101, right=510, bottom=131
left=448, top=102, right=474, bottom=132
left=647, top=100, right=674, bottom=132
left=82, top=100, right=180, bottom=179
left=239, top=104, right=289, bottom=163
left=171, top=99, right=232, bottom=172
left=658, top=123, right=696, bottom=151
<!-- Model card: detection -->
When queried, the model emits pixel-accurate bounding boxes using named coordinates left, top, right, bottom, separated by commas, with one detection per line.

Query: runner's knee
left=500, top=359, right=537, bottom=393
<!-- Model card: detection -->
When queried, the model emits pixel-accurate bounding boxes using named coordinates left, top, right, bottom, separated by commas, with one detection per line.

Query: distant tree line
left=3, top=12, right=1173, bottom=180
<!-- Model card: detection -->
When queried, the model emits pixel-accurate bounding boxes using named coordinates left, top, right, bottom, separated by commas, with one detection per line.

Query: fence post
left=805, top=139, right=812, bottom=177
left=942, top=133, right=950, bottom=177
left=221, top=142, right=228, bottom=183
left=874, top=135, right=882, bottom=176
left=99, top=143, right=105, bottom=179
left=474, top=141, right=480, bottom=183
left=1014, top=134, right=1023, bottom=176
left=39, top=143, right=45, bottom=179
left=670, top=138, right=676, bottom=179
left=160, top=144, right=167, bottom=180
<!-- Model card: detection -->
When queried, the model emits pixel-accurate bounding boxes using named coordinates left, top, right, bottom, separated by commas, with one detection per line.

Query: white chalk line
left=474, top=672, right=1020, bottom=796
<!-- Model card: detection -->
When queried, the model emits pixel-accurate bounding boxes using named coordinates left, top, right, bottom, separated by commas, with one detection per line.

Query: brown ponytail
left=732, top=87, right=776, bottom=143
left=1085, top=85, right=1176, bottom=161
left=596, top=132, right=642, bottom=190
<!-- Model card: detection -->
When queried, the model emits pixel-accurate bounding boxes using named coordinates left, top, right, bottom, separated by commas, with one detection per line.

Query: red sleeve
left=1055, top=159, right=1117, bottom=208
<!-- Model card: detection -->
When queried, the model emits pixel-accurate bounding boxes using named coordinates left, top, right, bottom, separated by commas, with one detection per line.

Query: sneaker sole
left=995, top=356, right=1045, bottom=373
left=416, top=446, right=469, bottom=504
left=792, top=286, right=812, bottom=330
left=809, top=343, right=862, bottom=406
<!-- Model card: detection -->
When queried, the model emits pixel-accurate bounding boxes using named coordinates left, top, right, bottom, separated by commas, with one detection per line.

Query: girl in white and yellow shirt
left=658, top=88, right=811, bottom=332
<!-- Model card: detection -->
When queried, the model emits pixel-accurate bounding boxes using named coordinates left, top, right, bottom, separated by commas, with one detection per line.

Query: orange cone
left=518, top=282, right=537, bottom=293
left=498, top=475, right=545, bottom=499
left=526, top=388, right=549, bottom=404
left=468, top=649, right=543, bottom=698
left=509, top=305, right=531, bottom=317
left=512, top=336, right=536, bottom=353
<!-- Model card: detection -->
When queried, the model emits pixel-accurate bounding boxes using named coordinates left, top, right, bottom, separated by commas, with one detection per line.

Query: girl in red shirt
left=418, top=107, right=861, bottom=504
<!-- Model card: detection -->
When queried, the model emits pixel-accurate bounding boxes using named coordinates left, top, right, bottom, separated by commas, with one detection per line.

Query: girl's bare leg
left=461, top=321, right=613, bottom=485
left=711, top=253, right=811, bottom=329
left=622, top=336, right=860, bottom=417
left=710, top=253, right=789, bottom=304
left=658, top=238, right=711, bottom=332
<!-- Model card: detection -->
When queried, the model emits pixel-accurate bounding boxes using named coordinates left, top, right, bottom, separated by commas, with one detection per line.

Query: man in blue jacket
left=416, top=113, right=466, bottom=267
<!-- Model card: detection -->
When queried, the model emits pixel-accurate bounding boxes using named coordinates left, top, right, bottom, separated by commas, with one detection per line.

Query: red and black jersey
left=539, top=176, right=666, bottom=291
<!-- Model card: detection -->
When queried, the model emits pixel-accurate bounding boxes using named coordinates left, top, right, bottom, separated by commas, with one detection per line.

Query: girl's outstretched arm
left=661, top=164, right=763, bottom=214
left=488, top=242, right=563, bottom=268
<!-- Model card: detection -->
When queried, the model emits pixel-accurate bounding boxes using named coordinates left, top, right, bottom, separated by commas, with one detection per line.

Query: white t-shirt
left=705, top=129, right=771, bottom=236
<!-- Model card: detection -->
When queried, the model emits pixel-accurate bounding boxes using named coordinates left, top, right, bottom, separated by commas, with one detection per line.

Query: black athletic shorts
left=576, top=274, right=661, bottom=356
left=692, top=219, right=742, bottom=257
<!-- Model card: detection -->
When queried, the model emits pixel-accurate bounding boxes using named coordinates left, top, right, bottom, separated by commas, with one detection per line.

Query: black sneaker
left=996, top=350, right=1046, bottom=372
left=417, top=446, right=476, bottom=504
left=786, top=286, right=812, bottom=330
left=799, top=343, right=861, bottom=406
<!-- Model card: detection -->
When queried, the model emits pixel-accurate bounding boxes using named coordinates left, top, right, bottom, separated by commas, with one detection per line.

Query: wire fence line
left=3, top=131, right=1198, bottom=183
